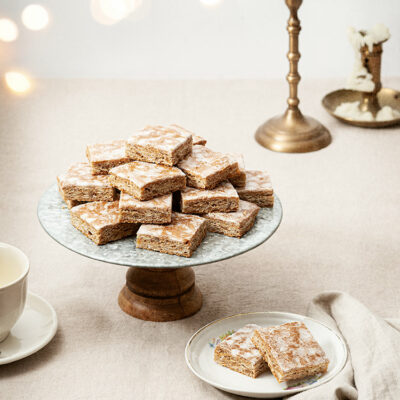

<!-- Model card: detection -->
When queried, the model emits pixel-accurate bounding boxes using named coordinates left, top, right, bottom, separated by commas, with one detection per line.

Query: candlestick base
left=255, top=108, right=331, bottom=153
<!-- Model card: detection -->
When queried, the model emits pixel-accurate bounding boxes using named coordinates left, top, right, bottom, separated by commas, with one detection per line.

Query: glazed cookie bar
left=86, top=139, right=131, bottom=175
left=119, top=192, right=172, bottom=224
left=180, top=181, right=239, bottom=214
left=177, top=145, right=239, bottom=190
left=70, top=201, right=139, bottom=245
left=192, top=134, right=207, bottom=146
left=136, top=212, right=207, bottom=257
left=65, top=199, right=86, bottom=209
left=58, top=181, right=86, bottom=209
left=109, top=161, right=186, bottom=201
left=57, top=162, right=117, bottom=202
left=202, top=200, right=259, bottom=238
left=126, top=125, right=192, bottom=166
left=227, top=153, right=246, bottom=188
left=214, top=324, right=267, bottom=378
left=251, top=322, right=329, bottom=383
left=236, top=170, right=274, bottom=207
left=168, top=123, right=206, bottom=146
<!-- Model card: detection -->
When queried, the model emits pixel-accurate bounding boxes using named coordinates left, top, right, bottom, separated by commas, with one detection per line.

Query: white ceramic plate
left=0, top=292, right=58, bottom=365
left=185, top=312, right=347, bottom=398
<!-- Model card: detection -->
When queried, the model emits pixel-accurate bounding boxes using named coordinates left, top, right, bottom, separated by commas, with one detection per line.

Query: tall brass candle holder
left=255, top=0, right=331, bottom=153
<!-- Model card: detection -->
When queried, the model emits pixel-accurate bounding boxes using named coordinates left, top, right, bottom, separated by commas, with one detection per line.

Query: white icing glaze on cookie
left=178, top=145, right=237, bottom=178
left=71, top=201, right=121, bottom=230
left=58, top=162, right=111, bottom=187
left=87, top=140, right=128, bottom=162
left=192, top=134, right=207, bottom=145
left=181, top=181, right=238, bottom=201
left=239, top=170, right=273, bottom=192
left=226, top=153, right=245, bottom=174
left=127, top=125, right=191, bottom=152
left=137, top=212, right=205, bottom=242
left=258, top=322, right=328, bottom=374
left=217, top=324, right=263, bottom=365
left=203, top=200, right=259, bottom=223
left=110, top=161, right=185, bottom=189
left=168, top=124, right=206, bottom=146
left=119, top=192, right=172, bottom=211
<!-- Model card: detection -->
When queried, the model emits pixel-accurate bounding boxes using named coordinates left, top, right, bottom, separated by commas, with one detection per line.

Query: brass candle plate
left=322, top=88, right=400, bottom=128
left=322, top=28, right=399, bottom=129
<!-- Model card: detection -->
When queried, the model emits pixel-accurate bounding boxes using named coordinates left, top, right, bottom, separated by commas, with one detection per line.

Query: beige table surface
left=0, top=78, right=399, bottom=399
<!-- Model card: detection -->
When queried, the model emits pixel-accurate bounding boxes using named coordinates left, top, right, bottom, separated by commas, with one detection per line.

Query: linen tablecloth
left=0, top=78, right=399, bottom=399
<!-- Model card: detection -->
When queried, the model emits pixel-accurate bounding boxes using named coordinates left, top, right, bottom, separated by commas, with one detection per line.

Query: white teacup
left=0, top=243, right=29, bottom=342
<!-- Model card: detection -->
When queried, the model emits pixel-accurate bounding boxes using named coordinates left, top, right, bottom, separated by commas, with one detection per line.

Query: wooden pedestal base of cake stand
left=118, top=267, right=202, bottom=322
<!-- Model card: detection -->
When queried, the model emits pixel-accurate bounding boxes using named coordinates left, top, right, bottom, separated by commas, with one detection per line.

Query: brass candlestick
left=255, top=0, right=331, bottom=153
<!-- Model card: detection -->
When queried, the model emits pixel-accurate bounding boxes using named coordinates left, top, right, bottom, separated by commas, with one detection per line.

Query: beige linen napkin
left=290, top=291, right=400, bottom=400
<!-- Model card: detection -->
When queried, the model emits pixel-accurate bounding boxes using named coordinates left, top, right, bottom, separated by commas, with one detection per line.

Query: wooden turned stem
left=118, top=267, right=202, bottom=322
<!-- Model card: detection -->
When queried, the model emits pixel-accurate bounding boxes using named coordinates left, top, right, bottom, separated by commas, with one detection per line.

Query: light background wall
left=0, top=0, right=399, bottom=80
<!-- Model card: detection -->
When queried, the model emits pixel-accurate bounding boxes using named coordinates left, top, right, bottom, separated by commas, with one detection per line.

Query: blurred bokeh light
left=0, top=18, right=19, bottom=42
left=91, top=0, right=143, bottom=25
left=5, top=72, right=31, bottom=94
left=199, top=0, right=223, bottom=7
left=21, top=4, right=49, bottom=31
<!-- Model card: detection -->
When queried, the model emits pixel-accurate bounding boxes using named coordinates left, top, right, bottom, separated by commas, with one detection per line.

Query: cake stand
left=37, top=184, right=282, bottom=322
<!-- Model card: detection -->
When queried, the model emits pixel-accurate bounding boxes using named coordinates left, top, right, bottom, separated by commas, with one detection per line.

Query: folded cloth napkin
left=289, top=291, right=400, bottom=400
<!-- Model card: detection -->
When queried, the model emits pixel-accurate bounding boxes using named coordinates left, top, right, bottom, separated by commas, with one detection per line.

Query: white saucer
left=185, top=311, right=347, bottom=399
left=0, top=292, right=58, bottom=365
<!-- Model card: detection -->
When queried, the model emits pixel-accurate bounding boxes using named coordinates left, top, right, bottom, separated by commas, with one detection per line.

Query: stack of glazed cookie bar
left=214, top=322, right=329, bottom=382
left=57, top=124, right=274, bottom=257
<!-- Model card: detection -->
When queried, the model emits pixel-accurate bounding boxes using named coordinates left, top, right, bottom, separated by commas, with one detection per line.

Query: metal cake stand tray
left=38, top=184, right=282, bottom=322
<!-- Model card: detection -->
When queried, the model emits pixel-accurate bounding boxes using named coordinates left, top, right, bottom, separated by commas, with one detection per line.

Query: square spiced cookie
left=237, top=170, right=274, bottom=207
left=169, top=124, right=207, bottom=146
left=109, top=161, right=186, bottom=201
left=180, top=181, right=239, bottom=214
left=252, top=322, right=329, bottom=383
left=227, top=153, right=246, bottom=188
left=86, top=139, right=131, bottom=175
left=202, top=200, right=259, bottom=238
left=70, top=201, right=139, bottom=245
left=126, top=125, right=192, bottom=166
left=57, top=162, right=117, bottom=202
left=119, top=192, right=172, bottom=224
left=214, top=324, right=267, bottom=378
left=177, top=145, right=239, bottom=190
left=136, top=212, right=207, bottom=257
left=192, top=134, right=207, bottom=146
left=57, top=179, right=86, bottom=209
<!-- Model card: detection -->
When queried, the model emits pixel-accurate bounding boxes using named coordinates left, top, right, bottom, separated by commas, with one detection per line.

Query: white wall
left=0, top=0, right=399, bottom=79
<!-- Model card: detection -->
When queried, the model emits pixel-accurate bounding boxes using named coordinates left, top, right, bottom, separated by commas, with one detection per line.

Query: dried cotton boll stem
left=345, top=24, right=390, bottom=93
left=362, top=24, right=391, bottom=52
left=376, top=106, right=400, bottom=121
left=334, top=101, right=400, bottom=122
left=346, top=63, right=374, bottom=93
left=334, top=101, right=373, bottom=121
